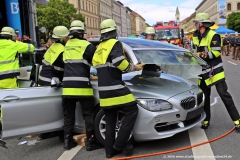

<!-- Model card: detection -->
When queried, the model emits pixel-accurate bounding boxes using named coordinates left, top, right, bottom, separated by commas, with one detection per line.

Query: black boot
left=64, top=134, right=77, bottom=150
left=86, top=129, right=103, bottom=151
left=86, top=136, right=103, bottom=151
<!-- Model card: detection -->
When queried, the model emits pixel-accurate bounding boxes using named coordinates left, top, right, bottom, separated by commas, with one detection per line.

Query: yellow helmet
left=193, top=13, right=212, bottom=23
left=100, top=19, right=117, bottom=34
left=52, top=26, right=69, bottom=39
left=0, top=27, right=15, bottom=36
left=145, top=27, right=155, bottom=35
left=70, top=20, right=85, bottom=31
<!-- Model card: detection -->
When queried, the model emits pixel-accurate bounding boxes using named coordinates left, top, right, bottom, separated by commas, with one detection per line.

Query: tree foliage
left=37, top=0, right=84, bottom=37
left=226, top=12, right=240, bottom=32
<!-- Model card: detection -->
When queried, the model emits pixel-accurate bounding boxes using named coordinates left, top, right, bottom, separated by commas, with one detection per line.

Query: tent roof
left=215, top=26, right=235, bottom=34
left=210, top=24, right=219, bottom=30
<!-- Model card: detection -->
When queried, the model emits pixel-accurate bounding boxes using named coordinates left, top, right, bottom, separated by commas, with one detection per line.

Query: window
left=89, top=4, right=90, bottom=12
left=238, top=3, right=240, bottom=10
left=87, top=18, right=88, bottom=26
left=227, top=3, right=231, bottom=11
left=82, top=0, right=84, bottom=10
left=86, top=2, right=87, bottom=10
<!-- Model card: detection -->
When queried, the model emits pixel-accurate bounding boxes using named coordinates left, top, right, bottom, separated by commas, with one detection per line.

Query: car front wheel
left=94, top=109, right=133, bottom=146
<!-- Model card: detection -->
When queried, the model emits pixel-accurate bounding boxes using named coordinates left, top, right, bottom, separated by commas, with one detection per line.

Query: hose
left=110, top=127, right=235, bottom=160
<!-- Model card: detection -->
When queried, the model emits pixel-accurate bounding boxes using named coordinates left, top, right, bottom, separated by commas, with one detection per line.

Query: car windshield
left=134, top=50, right=205, bottom=66
left=133, top=50, right=206, bottom=79
left=155, top=29, right=179, bottom=40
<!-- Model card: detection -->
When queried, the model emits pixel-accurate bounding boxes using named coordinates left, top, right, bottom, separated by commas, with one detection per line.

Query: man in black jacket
left=222, top=34, right=230, bottom=56
left=230, top=34, right=237, bottom=60
left=235, top=34, right=240, bottom=60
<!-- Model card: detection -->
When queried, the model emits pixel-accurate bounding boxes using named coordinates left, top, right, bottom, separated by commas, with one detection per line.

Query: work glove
left=195, top=52, right=207, bottom=58
left=199, top=52, right=208, bottom=58
left=134, top=63, right=145, bottom=71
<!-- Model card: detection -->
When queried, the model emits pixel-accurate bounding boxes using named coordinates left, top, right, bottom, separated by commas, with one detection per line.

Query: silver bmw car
left=0, top=38, right=206, bottom=146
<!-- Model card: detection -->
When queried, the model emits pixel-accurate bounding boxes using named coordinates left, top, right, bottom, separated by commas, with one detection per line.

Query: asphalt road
left=1, top=55, right=240, bottom=160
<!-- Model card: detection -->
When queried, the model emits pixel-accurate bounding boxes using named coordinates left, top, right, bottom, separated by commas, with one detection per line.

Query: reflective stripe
left=64, top=59, right=90, bottom=66
left=42, top=59, right=50, bottom=65
left=0, top=70, right=19, bottom=75
left=100, top=94, right=135, bottom=107
left=117, top=59, right=129, bottom=71
left=27, top=44, right=31, bottom=52
left=62, top=88, right=93, bottom=96
left=211, top=47, right=221, bottom=50
left=53, top=66, right=64, bottom=71
left=205, top=72, right=225, bottom=86
left=63, top=77, right=89, bottom=82
left=112, top=56, right=125, bottom=64
left=98, top=84, right=125, bottom=91
left=207, top=52, right=213, bottom=59
left=39, top=76, right=51, bottom=82
left=202, top=62, right=223, bottom=74
left=204, top=46, right=209, bottom=52
left=0, top=59, right=17, bottom=64
left=95, top=62, right=116, bottom=69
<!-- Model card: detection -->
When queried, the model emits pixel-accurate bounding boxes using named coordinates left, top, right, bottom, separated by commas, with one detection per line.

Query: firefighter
left=230, top=34, right=237, bottom=60
left=235, top=34, right=240, bottom=60
left=92, top=19, right=145, bottom=158
left=62, top=20, right=103, bottom=151
left=192, top=13, right=240, bottom=131
left=222, top=34, right=230, bottom=56
left=166, top=37, right=172, bottom=44
left=38, top=26, right=69, bottom=141
left=145, top=27, right=155, bottom=40
left=39, top=26, right=69, bottom=86
left=0, top=27, right=34, bottom=89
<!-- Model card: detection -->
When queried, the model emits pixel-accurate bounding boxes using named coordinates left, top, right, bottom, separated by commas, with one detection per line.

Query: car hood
left=123, top=65, right=198, bottom=100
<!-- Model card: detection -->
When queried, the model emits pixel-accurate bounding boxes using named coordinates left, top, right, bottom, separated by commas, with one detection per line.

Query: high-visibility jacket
left=0, top=39, right=34, bottom=89
left=193, top=29, right=225, bottom=87
left=92, top=39, right=136, bottom=108
left=62, top=38, right=94, bottom=97
left=39, top=42, right=65, bottom=86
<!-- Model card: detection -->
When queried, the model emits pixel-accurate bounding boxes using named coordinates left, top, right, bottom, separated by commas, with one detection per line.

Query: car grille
left=154, top=115, right=202, bottom=132
left=180, top=97, right=196, bottom=110
left=197, top=92, right=203, bottom=105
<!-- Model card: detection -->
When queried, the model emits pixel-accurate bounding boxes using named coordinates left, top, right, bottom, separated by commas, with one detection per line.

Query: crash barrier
left=110, top=127, right=235, bottom=160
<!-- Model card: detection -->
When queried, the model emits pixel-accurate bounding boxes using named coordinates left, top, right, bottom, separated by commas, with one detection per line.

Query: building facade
left=195, top=0, right=240, bottom=26
left=117, top=1, right=127, bottom=37
left=99, top=0, right=112, bottom=22
left=112, top=0, right=122, bottom=36
left=68, top=0, right=100, bottom=35
left=126, top=9, right=131, bottom=36
left=132, top=11, right=146, bottom=36
left=185, top=12, right=196, bottom=32
left=126, top=7, right=136, bottom=35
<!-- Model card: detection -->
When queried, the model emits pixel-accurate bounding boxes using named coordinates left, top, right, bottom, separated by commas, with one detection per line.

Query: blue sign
left=5, top=0, right=22, bottom=36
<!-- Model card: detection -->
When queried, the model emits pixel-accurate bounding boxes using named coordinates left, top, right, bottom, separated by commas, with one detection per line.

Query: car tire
left=94, top=109, right=134, bottom=146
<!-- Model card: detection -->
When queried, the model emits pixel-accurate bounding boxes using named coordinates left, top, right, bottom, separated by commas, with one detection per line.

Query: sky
left=120, top=0, right=203, bottom=25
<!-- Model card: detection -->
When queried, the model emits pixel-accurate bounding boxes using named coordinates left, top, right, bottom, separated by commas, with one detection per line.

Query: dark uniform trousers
left=200, top=79, right=240, bottom=121
left=103, top=104, right=138, bottom=154
left=62, top=97, right=96, bottom=135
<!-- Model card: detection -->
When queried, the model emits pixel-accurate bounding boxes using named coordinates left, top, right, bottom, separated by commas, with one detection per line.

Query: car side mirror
left=51, top=77, right=62, bottom=87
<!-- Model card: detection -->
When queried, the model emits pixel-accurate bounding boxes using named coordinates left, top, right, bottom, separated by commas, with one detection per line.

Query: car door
left=0, top=85, right=63, bottom=140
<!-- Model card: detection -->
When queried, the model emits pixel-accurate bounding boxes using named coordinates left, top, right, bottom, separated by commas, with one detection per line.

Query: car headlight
left=137, top=99, right=173, bottom=112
